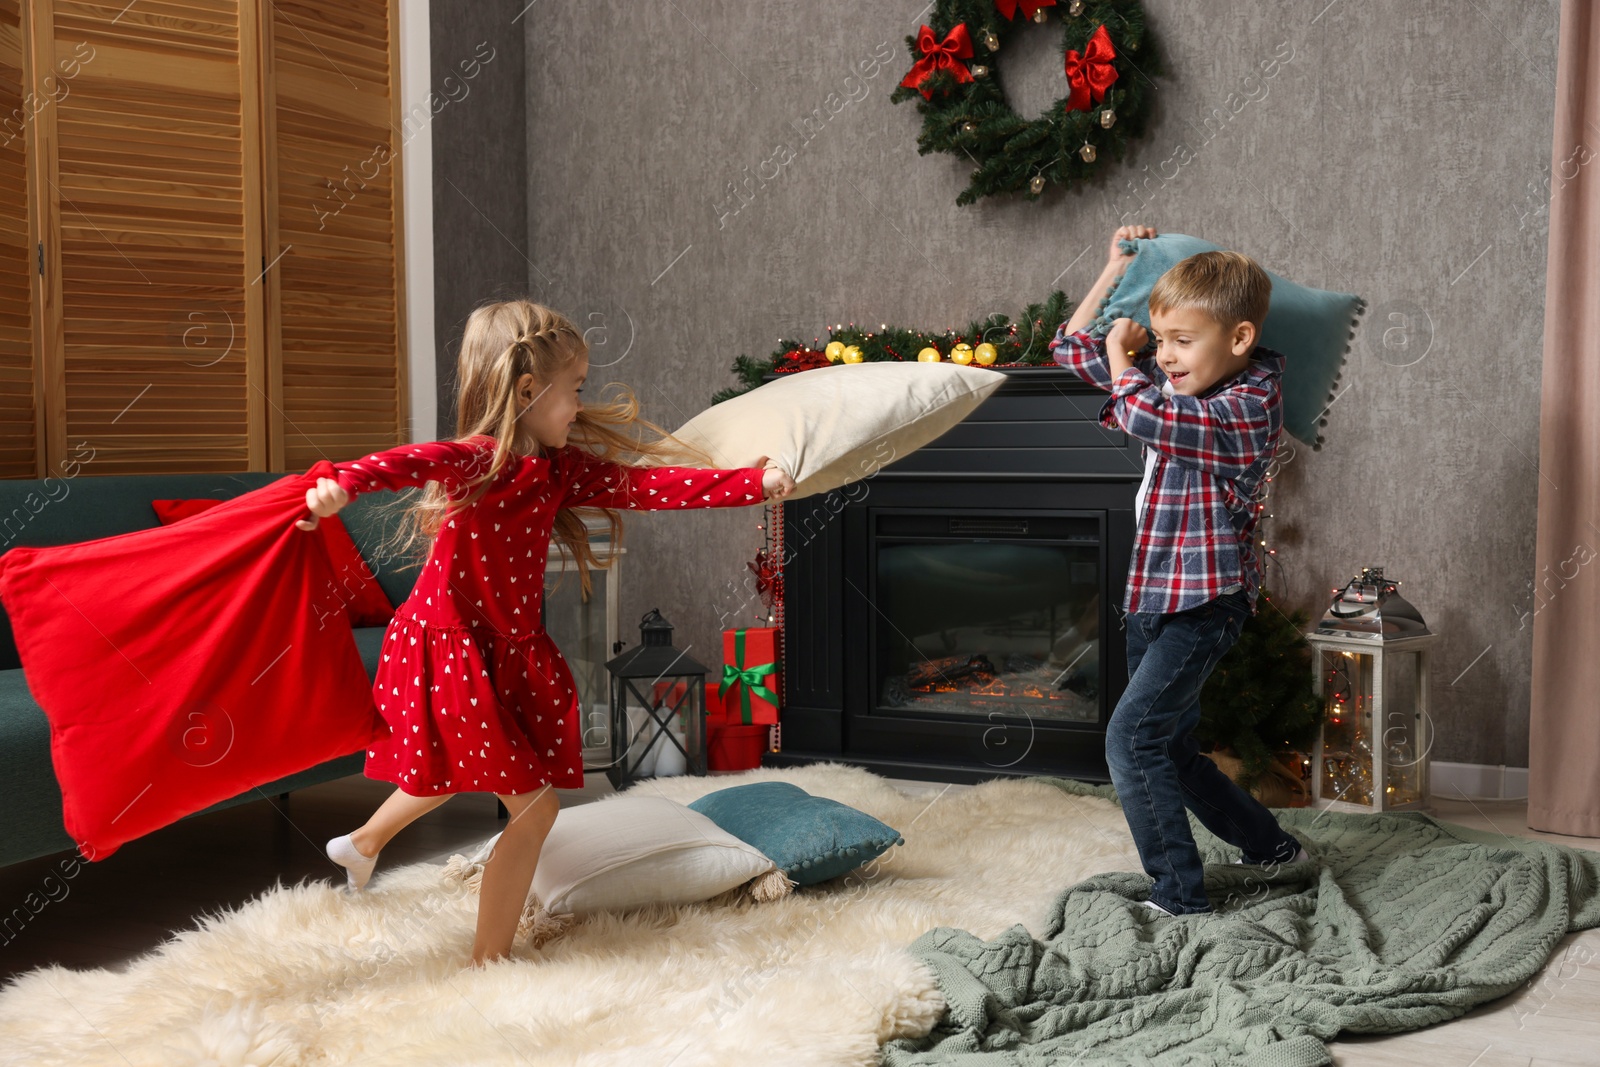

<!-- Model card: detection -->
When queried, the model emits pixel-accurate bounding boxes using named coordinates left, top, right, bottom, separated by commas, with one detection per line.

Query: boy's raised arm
left=1050, top=320, right=1160, bottom=392
left=1052, top=224, right=1158, bottom=388
left=1063, top=255, right=1125, bottom=336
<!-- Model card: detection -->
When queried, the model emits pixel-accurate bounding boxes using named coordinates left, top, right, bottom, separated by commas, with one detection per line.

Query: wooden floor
left=1, top=775, right=1596, bottom=1065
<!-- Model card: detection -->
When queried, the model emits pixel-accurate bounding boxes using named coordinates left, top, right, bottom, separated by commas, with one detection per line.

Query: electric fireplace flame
left=882, top=651, right=1099, bottom=723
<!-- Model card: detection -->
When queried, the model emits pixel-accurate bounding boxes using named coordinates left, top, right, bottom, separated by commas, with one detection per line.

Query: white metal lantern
left=1307, top=566, right=1437, bottom=813
left=540, top=514, right=624, bottom=772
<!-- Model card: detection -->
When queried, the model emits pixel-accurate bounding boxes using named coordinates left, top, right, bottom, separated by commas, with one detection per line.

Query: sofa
left=0, top=469, right=419, bottom=869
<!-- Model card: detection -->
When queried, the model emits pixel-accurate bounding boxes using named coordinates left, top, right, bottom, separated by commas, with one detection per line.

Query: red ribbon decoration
left=994, top=0, right=1057, bottom=19
left=1063, top=23, right=1119, bottom=112
left=747, top=546, right=784, bottom=615
left=901, top=24, right=975, bottom=100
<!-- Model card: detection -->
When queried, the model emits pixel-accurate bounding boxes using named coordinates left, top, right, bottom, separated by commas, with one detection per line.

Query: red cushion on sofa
left=1, top=461, right=386, bottom=860
left=152, top=498, right=394, bottom=627
left=151, top=498, right=224, bottom=524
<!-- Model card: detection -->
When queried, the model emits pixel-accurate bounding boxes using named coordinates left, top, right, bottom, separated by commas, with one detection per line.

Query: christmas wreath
left=890, top=0, right=1160, bottom=206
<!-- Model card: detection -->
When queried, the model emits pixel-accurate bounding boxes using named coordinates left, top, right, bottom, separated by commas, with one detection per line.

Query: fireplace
left=873, top=511, right=1105, bottom=723
left=767, top=365, right=1145, bottom=784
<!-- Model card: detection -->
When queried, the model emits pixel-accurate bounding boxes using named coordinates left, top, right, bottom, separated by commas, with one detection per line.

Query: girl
left=298, top=299, right=794, bottom=968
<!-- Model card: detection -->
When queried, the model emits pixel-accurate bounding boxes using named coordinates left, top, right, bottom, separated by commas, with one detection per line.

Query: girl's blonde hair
left=377, top=299, right=714, bottom=601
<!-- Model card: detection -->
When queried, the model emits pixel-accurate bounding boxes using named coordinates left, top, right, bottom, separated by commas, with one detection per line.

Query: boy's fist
left=1108, top=224, right=1157, bottom=264
left=297, top=476, right=349, bottom=531
left=1106, top=316, right=1150, bottom=357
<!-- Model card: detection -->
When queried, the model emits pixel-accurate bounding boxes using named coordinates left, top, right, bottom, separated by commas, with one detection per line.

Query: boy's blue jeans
left=1107, top=588, right=1302, bottom=914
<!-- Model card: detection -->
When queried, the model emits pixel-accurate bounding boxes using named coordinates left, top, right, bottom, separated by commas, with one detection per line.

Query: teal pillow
left=1089, top=232, right=1366, bottom=451
left=686, top=781, right=904, bottom=886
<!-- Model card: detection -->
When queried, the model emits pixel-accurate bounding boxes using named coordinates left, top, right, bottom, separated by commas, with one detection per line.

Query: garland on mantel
left=714, top=290, right=1072, bottom=403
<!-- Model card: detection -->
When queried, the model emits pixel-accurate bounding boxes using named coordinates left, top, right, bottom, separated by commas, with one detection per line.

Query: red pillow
left=2, top=462, right=386, bottom=860
left=152, top=498, right=394, bottom=627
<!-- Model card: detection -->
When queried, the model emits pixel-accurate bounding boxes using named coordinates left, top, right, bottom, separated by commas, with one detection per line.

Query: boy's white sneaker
left=1137, top=900, right=1216, bottom=918
left=1233, top=846, right=1310, bottom=867
left=1138, top=899, right=1175, bottom=918
left=327, top=834, right=379, bottom=890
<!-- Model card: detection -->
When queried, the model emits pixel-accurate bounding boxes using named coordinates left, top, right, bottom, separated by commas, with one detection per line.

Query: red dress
left=332, top=436, right=765, bottom=797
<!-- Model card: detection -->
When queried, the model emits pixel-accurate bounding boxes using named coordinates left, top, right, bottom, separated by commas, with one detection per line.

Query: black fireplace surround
left=766, top=365, right=1146, bottom=785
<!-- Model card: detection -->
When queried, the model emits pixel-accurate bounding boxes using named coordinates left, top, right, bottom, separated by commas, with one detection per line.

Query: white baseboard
left=1430, top=761, right=1530, bottom=801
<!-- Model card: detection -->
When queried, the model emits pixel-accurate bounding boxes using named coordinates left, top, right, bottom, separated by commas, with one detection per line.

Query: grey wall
left=437, top=1, right=1559, bottom=768
left=430, top=1, right=528, bottom=438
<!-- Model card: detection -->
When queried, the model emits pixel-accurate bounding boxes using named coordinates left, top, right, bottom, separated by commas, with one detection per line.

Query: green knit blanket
left=880, top=778, right=1600, bottom=1067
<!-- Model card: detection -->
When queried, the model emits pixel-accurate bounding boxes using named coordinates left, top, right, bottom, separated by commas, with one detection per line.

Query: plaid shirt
left=1049, top=326, right=1285, bottom=618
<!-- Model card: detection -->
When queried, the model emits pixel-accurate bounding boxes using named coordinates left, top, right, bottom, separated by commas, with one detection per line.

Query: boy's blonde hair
left=1148, top=251, right=1271, bottom=356
left=378, top=299, right=714, bottom=600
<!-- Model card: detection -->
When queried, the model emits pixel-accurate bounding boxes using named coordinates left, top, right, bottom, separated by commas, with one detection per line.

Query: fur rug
left=0, top=763, right=1144, bottom=1067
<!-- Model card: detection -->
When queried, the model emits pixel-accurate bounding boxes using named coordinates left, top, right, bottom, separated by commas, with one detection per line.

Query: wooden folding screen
left=2, top=0, right=405, bottom=478
left=264, top=0, right=406, bottom=471
left=0, top=0, right=38, bottom=478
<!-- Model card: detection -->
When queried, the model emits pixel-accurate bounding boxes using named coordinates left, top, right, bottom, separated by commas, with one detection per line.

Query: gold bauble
left=1079, top=143, right=1097, bottom=162
left=824, top=340, right=846, bottom=362
left=842, top=345, right=865, bottom=363
left=951, top=343, right=974, bottom=364
left=917, top=346, right=942, bottom=362
left=974, top=342, right=998, bottom=365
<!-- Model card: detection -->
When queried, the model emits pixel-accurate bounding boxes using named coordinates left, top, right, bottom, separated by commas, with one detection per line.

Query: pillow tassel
left=743, top=867, right=797, bottom=903
left=441, top=852, right=486, bottom=894
left=444, top=852, right=575, bottom=948
left=518, top=900, right=576, bottom=948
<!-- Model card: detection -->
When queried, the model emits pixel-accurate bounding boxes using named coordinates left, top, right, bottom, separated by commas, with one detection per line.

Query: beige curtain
left=1529, top=0, right=1600, bottom=837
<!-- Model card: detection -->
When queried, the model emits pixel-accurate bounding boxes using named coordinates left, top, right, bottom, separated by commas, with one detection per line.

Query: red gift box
left=719, top=626, right=781, bottom=725
left=705, top=687, right=768, bottom=770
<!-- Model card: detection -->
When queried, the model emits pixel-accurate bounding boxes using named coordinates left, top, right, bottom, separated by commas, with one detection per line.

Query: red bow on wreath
left=994, top=0, right=1057, bottom=19
left=1063, top=23, right=1118, bottom=112
left=901, top=24, right=975, bottom=100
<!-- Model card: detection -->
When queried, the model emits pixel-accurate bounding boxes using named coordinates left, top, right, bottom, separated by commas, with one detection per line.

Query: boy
left=1050, top=224, right=1308, bottom=917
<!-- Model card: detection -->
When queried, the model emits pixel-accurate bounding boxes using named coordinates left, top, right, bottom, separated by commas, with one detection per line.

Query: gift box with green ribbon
left=717, top=626, right=781, bottom=726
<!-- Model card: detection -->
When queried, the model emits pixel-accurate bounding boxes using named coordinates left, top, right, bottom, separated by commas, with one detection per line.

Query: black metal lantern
left=604, top=608, right=710, bottom=789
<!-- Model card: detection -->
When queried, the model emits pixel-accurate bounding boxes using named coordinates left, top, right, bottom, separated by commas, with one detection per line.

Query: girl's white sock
left=327, top=834, right=379, bottom=890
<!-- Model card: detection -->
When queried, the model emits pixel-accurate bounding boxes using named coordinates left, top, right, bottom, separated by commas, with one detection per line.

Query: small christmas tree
left=1198, top=588, right=1324, bottom=788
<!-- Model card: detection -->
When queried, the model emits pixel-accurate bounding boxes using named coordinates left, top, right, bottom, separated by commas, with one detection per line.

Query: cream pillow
left=657, top=361, right=1005, bottom=500
left=465, top=795, right=778, bottom=917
